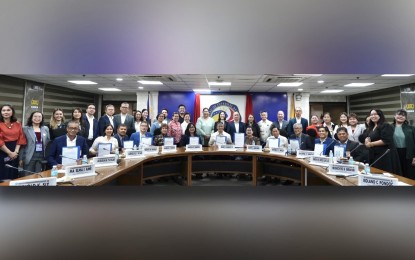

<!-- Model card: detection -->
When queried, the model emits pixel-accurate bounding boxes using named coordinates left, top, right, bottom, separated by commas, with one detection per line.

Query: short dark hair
left=178, top=104, right=185, bottom=108
left=336, top=127, right=348, bottom=134
left=317, top=126, right=329, bottom=132
left=117, top=123, right=127, bottom=129
left=26, top=111, right=44, bottom=126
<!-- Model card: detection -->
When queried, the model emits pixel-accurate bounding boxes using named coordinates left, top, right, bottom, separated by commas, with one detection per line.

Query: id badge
left=35, top=142, right=43, bottom=152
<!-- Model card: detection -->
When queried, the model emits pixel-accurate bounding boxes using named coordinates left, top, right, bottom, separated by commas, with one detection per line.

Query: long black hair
left=0, top=104, right=18, bottom=122
left=26, top=111, right=44, bottom=126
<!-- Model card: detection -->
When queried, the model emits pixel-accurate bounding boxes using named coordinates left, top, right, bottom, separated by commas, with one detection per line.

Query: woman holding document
left=89, top=124, right=119, bottom=156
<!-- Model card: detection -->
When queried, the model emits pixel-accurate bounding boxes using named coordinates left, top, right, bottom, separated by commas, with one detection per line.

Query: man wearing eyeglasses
left=47, top=121, right=89, bottom=169
left=114, top=102, right=135, bottom=137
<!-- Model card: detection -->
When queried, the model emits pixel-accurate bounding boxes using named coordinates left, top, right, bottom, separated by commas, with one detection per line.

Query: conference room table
left=2, top=147, right=414, bottom=186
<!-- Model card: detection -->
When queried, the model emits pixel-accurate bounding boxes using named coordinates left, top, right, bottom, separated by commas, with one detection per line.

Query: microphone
left=369, top=149, right=391, bottom=167
left=60, top=155, right=79, bottom=161
left=5, top=164, right=44, bottom=178
left=348, top=143, right=362, bottom=155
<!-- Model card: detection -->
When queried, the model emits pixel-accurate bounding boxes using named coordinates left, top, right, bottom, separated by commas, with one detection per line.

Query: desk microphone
left=5, top=164, right=44, bottom=178
left=369, top=149, right=390, bottom=167
left=349, top=143, right=362, bottom=155
left=60, top=155, right=79, bottom=161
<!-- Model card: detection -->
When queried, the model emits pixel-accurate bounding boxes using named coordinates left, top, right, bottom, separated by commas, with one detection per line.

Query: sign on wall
left=23, top=81, right=45, bottom=125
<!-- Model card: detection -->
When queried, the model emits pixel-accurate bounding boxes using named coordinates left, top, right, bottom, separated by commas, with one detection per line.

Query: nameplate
left=310, top=156, right=330, bottom=166
left=358, top=174, right=398, bottom=186
left=9, top=177, right=57, bottom=186
left=143, top=146, right=159, bottom=155
left=218, top=144, right=236, bottom=151
left=296, top=150, right=315, bottom=158
left=93, top=155, right=118, bottom=167
left=65, top=164, right=97, bottom=178
left=125, top=149, right=144, bottom=159
left=246, top=145, right=263, bottom=152
left=162, top=145, right=177, bottom=153
left=185, top=144, right=203, bottom=152
left=270, top=147, right=286, bottom=155
left=327, top=163, right=358, bottom=176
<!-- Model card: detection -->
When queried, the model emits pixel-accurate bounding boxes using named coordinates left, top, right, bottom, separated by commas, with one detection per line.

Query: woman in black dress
left=359, top=109, right=402, bottom=175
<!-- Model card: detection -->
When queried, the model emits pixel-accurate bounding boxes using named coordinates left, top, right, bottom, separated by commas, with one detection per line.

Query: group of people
left=1, top=102, right=414, bottom=181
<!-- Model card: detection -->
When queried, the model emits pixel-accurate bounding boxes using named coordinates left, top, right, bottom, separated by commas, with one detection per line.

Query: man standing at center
left=114, top=102, right=135, bottom=137
left=270, top=110, right=289, bottom=137
left=258, top=111, right=272, bottom=145
left=287, top=107, right=308, bottom=137
left=178, top=104, right=186, bottom=124
left=226, top=111, right=246, bottom=144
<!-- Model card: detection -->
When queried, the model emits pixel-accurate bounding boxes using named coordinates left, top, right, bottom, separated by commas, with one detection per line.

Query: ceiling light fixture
left=317, top=80, right=324, bottom=84
left=208, top=82, right=231, bottom=86
left=381, top=74, right=414, bottom=77
left=68, top=80, right=97, bottom=85
left=116, top=78, right=123, bottom=81
left=138, top=86, right=144, bottom=90
left=193, top=89, right=212, bottom=94
left=298, top=88, right=303, bottom=91
left=98, top=88, right=121, bottom=91
left=321, top=90, right=344, bottom=93
left=277, top=82, right=303, bottom=87
left=344, top=83, right=374, bottom=87
left=137, top=80, right=163, bottom=85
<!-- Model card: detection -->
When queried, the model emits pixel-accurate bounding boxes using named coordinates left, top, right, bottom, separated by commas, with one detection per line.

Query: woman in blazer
left=19, top=111, right=50, bottom=174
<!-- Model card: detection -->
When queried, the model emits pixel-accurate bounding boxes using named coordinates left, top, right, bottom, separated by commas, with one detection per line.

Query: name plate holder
left=65, top=164, right=97, bottom=179
left=93, top=155, right=118, bottom=167
left=310, top=155, right=330, bottom=166
left=218, top=144, right=236, bottom=151
left=246, top=145, right=263, bottom=152
left=162, top=145, right=177, bottom=153
left=143, top=146, right=159, bottom=155
left=326, top=163, right=359, bottom=177
left=125, top=149, right=144, bottom=159
left=297, top=150, right=315, bottom=159
left=9, top=177, right=57, bottom=186
left=270, top=147, right=286, bottom=155
left=185, top=144, right=203, bottom=152
left=358, top=174, right=398, bottom=186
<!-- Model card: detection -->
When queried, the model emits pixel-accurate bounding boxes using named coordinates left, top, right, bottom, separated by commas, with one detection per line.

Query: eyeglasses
left=67, top=127, right=79, bottom=131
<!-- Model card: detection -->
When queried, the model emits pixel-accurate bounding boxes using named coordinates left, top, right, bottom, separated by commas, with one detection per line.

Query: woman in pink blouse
left=168, top=112, right=182, bottom=146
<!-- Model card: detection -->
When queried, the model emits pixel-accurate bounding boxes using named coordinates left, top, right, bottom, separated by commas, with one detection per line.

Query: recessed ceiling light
left=344, top=83, right=374, bottom=87
left=321, top=90, right=344, bottom=93
left=98, top=88, right=121, bottom=91
left=116, top=78, right=123, bottom=81
left=193, top=89, right=211, bottom=93
left=208, top=82, right=231, bottom=86
left=293, top=74, right=322, bottom=77
left=298, top=88, right=303, bottom=91
left=137, top=80, right=163, bottom=85
left=138, top=86, right=144, bottom=90
left=381, top=74, right=414, bottom=77
left=317, top=80, right=324, bottom=84
left=68, top=80, right=97, bottom=85
left=277, top=82, right=303, bottom=87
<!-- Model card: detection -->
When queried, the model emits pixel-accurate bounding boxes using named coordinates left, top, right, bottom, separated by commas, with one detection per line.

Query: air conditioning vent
left=263, top=75, right=304, bottom=83
left=137, top=75, right=177, bottom=82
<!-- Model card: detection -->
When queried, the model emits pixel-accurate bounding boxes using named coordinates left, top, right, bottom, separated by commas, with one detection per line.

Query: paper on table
left=62, top=146, right=80, bottom=166
left=234, top=133, right=244, bottom=148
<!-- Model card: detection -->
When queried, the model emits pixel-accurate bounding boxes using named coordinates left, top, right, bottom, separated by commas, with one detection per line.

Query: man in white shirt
left=83, top=104, right=99, bottom=148
left=257, top=111, right=272, bottom=145
left=265, top=127, right=288, bottom=149
left=114, top=102, right=135, bottom=137
left=209, top=122, right=232, bottom=146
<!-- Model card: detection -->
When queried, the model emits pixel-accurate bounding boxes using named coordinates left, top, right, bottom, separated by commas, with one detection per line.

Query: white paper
left=123, top=140, right=133, bottom=149
left=164, top=137, right=174, bottom=146
left=234, top=133, right=245, bottom=148
left=314, top=143, right=324, bottom=156
left=141, top=137, right=152, bottom=146
left=98, top=143, right=112, bottom=157
left=289, top=139, right=299, bottom=151
left=334, top=146, right=345, bottom=158
left=189, top=137, right=199, bottom=145
left=216, top=135, right=226, bottom=145
left=62, top=146, right=80, bottom=166
left=268, top=138, right=280, bottom=148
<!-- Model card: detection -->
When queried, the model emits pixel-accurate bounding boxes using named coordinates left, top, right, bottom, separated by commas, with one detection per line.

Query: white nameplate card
left=270, top=147, right=286, bottom=155
left=296, top=150, right=315, bottom=159
left=65, top=164, right=97, bottom=179
left=123, top=140, right=134, bottom=150
left=142, top=137, right=152, bottom=146
left=93, top=155, right=118, bottom=167
left=334, top=145, right=345, bottom=158
left=326, top=163, right=358, bottom=177
left=162, top=145, right=177, bottom=153
left=143, top=146, right=159, bottom=155
left=62, top=146, right=80, bottom=166
left=98, top=143, right=112, bottom=157
left=358, top=174, right=398, bottom=186
left=246, top=145, right=263, bottom=152
left=125, top=149, right=144, bottom=159
left=289, top=139, right=300, bottom=151
left=218, top=144, right=236, bottom=151
left=163, top=137, right=174, bottom=146
left=234, top=133, right=245, bottom=148
left=9, top=177, right=57, bottom=186
left=314, top=143, right=324, bottom=156
left=189, top=137, right=200, bottom=145
left=310, top=156, right=330, bottom=166
left=185, top=144, right=203, bottom=152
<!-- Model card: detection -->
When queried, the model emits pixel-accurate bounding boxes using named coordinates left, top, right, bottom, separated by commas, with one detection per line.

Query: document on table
left=98, top=143, right=112, bottom=157
left=62, top=146, right=80, bottom=166
left=234, top=133, right=245, bottom=148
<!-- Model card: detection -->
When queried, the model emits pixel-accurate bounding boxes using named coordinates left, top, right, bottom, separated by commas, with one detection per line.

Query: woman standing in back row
left=359, top=109, right=402, bottom=175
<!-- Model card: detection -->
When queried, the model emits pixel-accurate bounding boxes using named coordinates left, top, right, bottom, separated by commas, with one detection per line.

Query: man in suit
left=98, top=104, right=115, bottom=136
left=129, top=121, right=153, bottom=147
left=114, top=124, right=130, bottom=152
left=287, top=107, right=309, bottom=136
left=289, top=123, right=314, bottom=151
left=83, top=103, right=99, bottom=148
left=336, top=126, right=367, bottom=162
left=270, top=110, right=289, bottom=137
left=47, top=121, right=89, bottom=169
left=178, top=104, right=186, bottom=124
left=114, top=102, right=135, bottom=137
left=314, top=126, right=337, bottom=156
left=226, top=111, right=246, bottom=144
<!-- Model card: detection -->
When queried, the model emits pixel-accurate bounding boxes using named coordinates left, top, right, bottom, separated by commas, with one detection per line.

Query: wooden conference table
left=2, top=147, right=414, bottom=186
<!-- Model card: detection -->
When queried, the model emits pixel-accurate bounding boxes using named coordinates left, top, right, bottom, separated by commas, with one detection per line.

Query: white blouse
left=89, top=136, right=119, bottom=154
